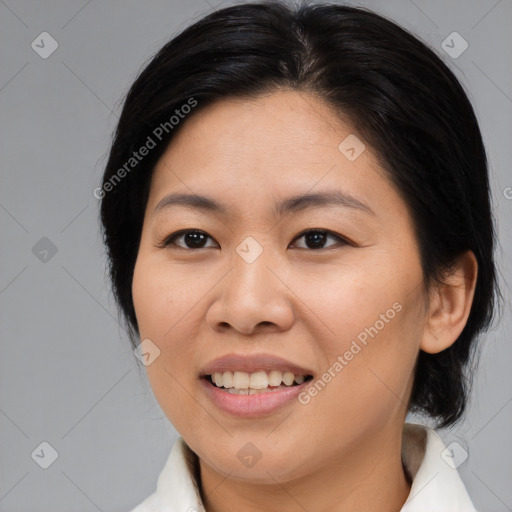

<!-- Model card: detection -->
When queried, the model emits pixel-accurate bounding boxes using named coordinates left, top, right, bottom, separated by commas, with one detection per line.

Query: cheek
left=292, top=259, right=423, bottom=413
left=132, top=255, right=202, bottom=339
left=313, top=246, right=424, bottom=355
left=132, top=258, right=203, bottom=377
left=288, top=259, right=406, bottom=350
left=132, top=255, right=208, bottom=428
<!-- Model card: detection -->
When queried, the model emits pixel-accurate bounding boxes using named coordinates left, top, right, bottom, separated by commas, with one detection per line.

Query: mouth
left=198, top=353, right=315, bottom=417
left=202, top=370, right=313, bottom=395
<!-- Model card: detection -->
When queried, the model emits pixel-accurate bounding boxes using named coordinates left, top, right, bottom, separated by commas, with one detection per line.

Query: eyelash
left=157, top=229, right=354, bottom=251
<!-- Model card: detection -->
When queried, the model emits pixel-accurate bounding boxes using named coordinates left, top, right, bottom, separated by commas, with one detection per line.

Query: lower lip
left=200, top=377, right=310, bottom=417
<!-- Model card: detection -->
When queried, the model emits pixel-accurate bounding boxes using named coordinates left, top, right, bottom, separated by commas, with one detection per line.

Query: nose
left=206, top=247, right=295, bottom=336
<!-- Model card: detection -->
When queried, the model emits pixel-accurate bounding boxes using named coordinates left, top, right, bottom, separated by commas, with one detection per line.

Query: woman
left=99, top=1, right=500, bottom=510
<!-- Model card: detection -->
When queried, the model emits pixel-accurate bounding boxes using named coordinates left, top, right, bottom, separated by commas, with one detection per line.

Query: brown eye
left=158, top=228, right=352, bottom=251
left=161, top=230, right=217, bottom=250
left=291, top=229, right=350, bottom=250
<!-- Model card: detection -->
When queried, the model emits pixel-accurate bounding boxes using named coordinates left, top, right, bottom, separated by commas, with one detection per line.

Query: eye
left=290, top=229, right=351, bottom=250
left=159, top=229, right=217, bottom=250
left=158, top=228, right=352, bottom=251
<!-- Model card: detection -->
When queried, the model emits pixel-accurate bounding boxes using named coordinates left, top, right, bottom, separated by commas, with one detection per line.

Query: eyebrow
left=153, top=190, right=375, bottom=217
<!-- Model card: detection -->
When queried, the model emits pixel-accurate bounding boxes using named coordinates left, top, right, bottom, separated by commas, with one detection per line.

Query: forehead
left=147, top=90, right=404, bottom=223
left=165, top=90, right=351, bottom=162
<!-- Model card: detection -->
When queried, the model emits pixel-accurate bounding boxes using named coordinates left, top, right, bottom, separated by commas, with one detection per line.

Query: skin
left=131, top=89, right=478, bottom=512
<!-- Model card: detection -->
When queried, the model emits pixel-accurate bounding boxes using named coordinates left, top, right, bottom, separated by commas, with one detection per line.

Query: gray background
left=0, top=0, right=511, bottom=511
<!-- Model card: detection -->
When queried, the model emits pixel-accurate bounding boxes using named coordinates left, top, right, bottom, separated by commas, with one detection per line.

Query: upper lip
left=200, top=353, right=314, bottom=377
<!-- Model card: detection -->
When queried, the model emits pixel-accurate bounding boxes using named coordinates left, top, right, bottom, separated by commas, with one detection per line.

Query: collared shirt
left=130, top=422, right=477, bottom=511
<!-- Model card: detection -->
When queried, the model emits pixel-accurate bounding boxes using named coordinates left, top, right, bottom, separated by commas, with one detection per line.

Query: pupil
left=306, top=231, right=326, bottom=249
left=185, top=231, right=206, bottom=248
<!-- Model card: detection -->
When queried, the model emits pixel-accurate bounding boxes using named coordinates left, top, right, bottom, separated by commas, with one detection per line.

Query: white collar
left=131, top=422, right=477, bottom=512
left=400, top=423, right=477, bottom=511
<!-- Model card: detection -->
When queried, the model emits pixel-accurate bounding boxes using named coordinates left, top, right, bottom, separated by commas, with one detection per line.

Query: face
left=132, top=89, right=428, bottom=484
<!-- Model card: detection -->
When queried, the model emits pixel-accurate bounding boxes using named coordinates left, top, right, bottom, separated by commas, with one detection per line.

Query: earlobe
left=420, top=250, right=478, bottom=354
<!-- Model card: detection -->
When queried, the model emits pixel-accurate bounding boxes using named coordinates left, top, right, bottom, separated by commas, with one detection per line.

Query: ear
left=421, top=250, right=478, bottom=354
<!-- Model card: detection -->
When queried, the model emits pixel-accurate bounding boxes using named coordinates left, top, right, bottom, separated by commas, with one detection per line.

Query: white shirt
left=130, top=422, right=477, bottom=511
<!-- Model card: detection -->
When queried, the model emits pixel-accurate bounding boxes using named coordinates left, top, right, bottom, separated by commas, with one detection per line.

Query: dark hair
left=99, top=0, right=501, bottom=428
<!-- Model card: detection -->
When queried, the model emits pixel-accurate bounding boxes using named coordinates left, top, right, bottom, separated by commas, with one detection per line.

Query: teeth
left=228, top=386, right=289, bottom=394
left=208, top=370, right=309, bottom=390
left=282, top=372, right=294, bottom=386
left=222, top=371, right=233, bottom=388
left=249, top=371, right=268, bottom=389
left=268, top=370, right=282, bottom=387
left=233, top=371, right=250, bottom=389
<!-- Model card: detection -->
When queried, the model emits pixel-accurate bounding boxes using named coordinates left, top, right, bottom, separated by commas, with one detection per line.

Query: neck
left=197, top=423, right=412, bottom=512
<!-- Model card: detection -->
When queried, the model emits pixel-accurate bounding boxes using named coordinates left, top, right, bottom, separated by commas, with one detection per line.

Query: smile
left=206, top=370, right=312, bottom=394
left=199, top=352, right=315, bottom=417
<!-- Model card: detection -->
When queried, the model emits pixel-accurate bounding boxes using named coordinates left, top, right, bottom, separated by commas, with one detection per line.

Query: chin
left=195, top=437, right=312, bottom=484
